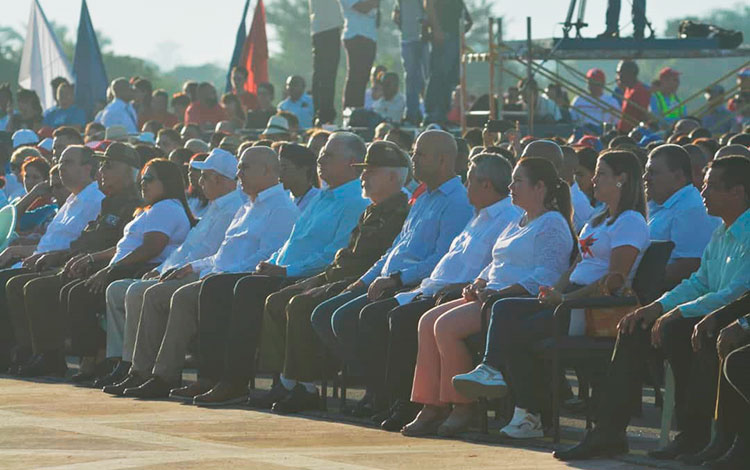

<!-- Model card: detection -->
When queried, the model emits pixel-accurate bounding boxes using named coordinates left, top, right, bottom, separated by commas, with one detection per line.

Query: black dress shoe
left=648, top=432, right=708, bottom=460
left=553, top=429, right=629, bottom=461
left=597, top=30, right=619, bottom=39
left=344, top=393, right=376, bottom=418
left=103, top=373, right=146, bottom=396
left=17, top=351, right=67, bottom=378
left=679, top=430, right=735, bottom=465
left=70, top=360, right=112, bottom=385
left=381, top=400, right=421, bottom=432
left=272, top=384, right=320, bottom=414
left=247, top=382, right=290, bottom=409
left=707, top=435, right=750, bottom=470
left=123, top=377, right=175, bottom=399
left=93, top=361, right=131, bottom=389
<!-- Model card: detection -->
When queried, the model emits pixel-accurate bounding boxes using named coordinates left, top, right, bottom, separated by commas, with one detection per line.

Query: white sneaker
left=452, top=363, right=508, bottom=399
left=499, top=407, right=544, bottom=439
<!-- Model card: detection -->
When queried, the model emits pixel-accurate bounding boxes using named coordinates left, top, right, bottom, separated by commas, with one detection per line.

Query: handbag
left=584, top=273, right=641, bottom=338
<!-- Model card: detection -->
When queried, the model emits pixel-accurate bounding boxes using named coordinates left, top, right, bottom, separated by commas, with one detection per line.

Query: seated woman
left=62, top=159, right=194, bottom=379
left=13, top=157, right=56, bottom=238
left=402, top=158, right=576, bottom=437
left=453, top=150, right=650, bottom=439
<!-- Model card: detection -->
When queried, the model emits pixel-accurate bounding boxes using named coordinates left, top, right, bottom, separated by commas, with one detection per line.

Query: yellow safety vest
left=654, top=92, right=686, bottom=120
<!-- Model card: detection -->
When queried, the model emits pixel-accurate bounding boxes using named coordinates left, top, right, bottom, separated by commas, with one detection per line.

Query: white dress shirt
left=480, top=210, right=575, bottom=294
left=647, top=184, right=720, bottom=265
left=571, top=182, right=595, bottom=233
left=157, top=189, right=245, bottom=274
left=571, top=93, right=621, bottom=126
left=373, top=93, right=406, bottom=123
left=192, top=183, right=300, bottom=277
left=34, top=181, right=105, bottom=254
left=339, top=0, right=378, bottom=41
left=95, top=98, right=138, bottom=134
left=394, top=197, right=523, bottom=305
left=309, top=0, right=343, bottom=34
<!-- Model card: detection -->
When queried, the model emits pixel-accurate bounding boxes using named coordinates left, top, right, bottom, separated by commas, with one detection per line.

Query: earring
left=616, top=182, right=622, bottom=188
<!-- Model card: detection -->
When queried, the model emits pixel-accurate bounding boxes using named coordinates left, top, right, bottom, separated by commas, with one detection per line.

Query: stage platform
left=0, top=366, right=692, bottom=470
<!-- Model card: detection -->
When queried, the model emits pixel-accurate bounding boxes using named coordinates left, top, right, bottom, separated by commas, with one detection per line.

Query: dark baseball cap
left=94, top=142, right=141, bottom=168
left=352, top=140, right=410, bottom=168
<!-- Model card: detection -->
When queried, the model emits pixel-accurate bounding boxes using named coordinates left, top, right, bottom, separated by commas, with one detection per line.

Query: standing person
left=309, top=0, right=343, bottom=125
left=422, top=0, right=462, bottom=126
left=95, top=78, right=138, bottom=134
left=598, top=0, right=647, bottom=40
left=393, top=0, right=429, bottom=125
left=245, top=83, right=277, bottom=129
left=615, top=60, right=650, bottom=134
left=230, top=66, right=259, bottom=113
left=570, top=69, right=621, bottom=132
left=277, top=76, right=314, bottom=130
left=185, top=83, right=228, bottom=131
left=149, top=90, right=179, bottom=129
left=650, top=68, right=686, bottom=127
left=340, top=0, right=378, bottom=109
left=43, top=83, right=87, bottom=130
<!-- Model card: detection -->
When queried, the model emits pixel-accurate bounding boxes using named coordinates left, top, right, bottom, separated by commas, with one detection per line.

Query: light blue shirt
left=43, top=105, right=87, bottom=128
left=158, top=189, right=244, bottom=274
left=339, top=0, right=378, bottom=41
left=648, top=185, right=720, bottom=264
left=658, top=208, right=750, bottom=318
left=398, top=0, right=425, bottom=43
left=278, top=93, right=314, bottom=129
left=269, top=178, right=369, bottom=277
left=293, top=186, right=321, bottom=213
left=95, top=98, right=138, bottom=134
left=194, top=184, right=300, bottom=277
left=360, top=176, right=473, bottom=286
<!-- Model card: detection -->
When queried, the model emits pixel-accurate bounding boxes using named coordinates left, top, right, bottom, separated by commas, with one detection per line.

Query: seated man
left=644, top=144, right=719, bottom=288
left=310, top=130, right=474, bottom=416
left=278, top=144, right=320, bottom=212
left=0, top=145, right=108, bottom=373
left=555, top=155, right=750, bottom=462
left=182, top=132, right=371, bottom=406
left=247, top=141, right=412, bottom=411
left=97, top=148, right=244, bottom=390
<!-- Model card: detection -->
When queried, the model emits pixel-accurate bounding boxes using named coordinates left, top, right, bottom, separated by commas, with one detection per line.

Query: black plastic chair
left=533, top=240, right=675, bottom=443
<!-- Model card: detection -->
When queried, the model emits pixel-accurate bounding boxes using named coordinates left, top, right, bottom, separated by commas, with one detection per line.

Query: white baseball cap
left=12, top=129, right=40, bottom=148
left=190, top=148, right=237, bottom=180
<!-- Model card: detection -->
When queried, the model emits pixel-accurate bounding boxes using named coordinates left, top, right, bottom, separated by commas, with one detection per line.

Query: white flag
left=18, top=0, right=74, bottom=111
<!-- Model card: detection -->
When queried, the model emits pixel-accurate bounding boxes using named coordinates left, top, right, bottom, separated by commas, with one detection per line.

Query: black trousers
left=597, top=316, right=716, bottom=443
left=312, top=27, right=341, bottom=124
left=198, top=273, right=290, bottom=386
left=0, top=267, right=30, bottom=362
left=380, top=298, right=437, bottom=404
left=343, top=36, right=376, bottom=109
left=719, top=343, right=750, bottom=437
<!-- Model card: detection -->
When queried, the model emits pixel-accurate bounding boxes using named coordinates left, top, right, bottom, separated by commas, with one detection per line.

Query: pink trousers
left=410, top=298, right=482, bottom=406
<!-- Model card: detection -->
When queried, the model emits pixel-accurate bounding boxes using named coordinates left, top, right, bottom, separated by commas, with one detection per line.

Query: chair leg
left=659, top=361, right=675, bottom=447
left=552, top=355, right=561, bottom=443
left=340, top=369, right=347, bottom=409
left=321, top=380, right=328, bottom=411
left=479, top=397, right=488, bottom=434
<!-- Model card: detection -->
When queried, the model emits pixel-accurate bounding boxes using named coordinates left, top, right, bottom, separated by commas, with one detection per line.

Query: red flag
left=240, top=0, right=268, bottom=95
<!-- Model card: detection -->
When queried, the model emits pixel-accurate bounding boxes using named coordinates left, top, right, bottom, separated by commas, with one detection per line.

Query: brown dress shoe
left=103, top=373, right=146, bottom=396
left=193, top=381, right=248, bottom=407
left=170, top=380, right=216, bottom=401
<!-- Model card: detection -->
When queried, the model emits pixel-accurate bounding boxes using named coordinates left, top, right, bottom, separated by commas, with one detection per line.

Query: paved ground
left=0, top=373, right=680, bottom=470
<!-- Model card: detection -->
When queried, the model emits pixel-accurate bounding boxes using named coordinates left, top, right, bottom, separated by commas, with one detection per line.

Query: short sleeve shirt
left=110, top=199, right=191, bottom=265
left=569, top=210, right=650, bottom=286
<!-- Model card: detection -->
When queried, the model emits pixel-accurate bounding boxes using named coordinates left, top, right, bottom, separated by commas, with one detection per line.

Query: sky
left=4, top=0, right=744, bottom=70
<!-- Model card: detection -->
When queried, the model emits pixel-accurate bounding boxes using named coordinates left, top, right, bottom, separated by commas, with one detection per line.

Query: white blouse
left=109, top=199, right=191, bottom=266
left=569, top=209, right=650, bottom=286
left=479, top=210, right=574, bottom=294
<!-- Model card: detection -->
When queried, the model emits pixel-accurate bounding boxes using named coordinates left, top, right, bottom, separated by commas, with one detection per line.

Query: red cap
left=659, top=67, right=680, bottom=79
left=586, top=68, right=606, bottom=84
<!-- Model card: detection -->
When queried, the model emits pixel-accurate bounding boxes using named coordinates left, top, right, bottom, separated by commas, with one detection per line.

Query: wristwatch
left=388, top=271, right=403, bottom=288
left=738, top=316, right=750, bottom=333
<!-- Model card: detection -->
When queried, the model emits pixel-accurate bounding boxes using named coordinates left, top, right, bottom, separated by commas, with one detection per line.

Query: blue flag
left=225, top=0, right=251, bottom=93
left=73, top=0, right=108, bottom=120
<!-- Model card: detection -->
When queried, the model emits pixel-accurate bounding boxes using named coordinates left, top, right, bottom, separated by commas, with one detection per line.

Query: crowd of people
left=0, top=15, right=749, bottom=468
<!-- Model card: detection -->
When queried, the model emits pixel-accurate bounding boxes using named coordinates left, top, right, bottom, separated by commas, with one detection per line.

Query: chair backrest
left=632, top=240, right=675, bottom=305
left=0, top=204, right=16, bottom=252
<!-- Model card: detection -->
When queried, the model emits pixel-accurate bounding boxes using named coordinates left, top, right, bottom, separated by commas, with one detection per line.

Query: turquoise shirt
left=658, top=208, right=750, bottom=318
left=269, top=178, right=369, bottom=277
